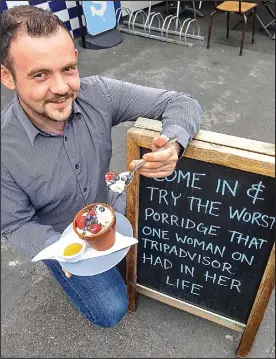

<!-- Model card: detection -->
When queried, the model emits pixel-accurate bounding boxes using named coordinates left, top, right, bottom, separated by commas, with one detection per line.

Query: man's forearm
left=97, top=76, right=202, bottom=150
left=160, top=92, right=202, bottom=150
left=4, top=221, right=61, bottom=260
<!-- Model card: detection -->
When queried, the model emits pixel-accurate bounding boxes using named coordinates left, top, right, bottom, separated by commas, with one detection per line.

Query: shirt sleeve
left=96, top=76, right=202, bottom=150
left=1, top=163, right=61, bottom=260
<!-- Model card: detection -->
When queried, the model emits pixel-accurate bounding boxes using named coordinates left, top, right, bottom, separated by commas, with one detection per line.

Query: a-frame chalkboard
left=126, top=118, right=275, bottom=358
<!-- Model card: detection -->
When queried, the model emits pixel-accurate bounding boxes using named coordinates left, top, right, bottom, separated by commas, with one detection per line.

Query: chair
left=231, top=1, right=275, bottom=38
left=207, top=1, right=258, bottom=56
left=256, top=0, right=275, bottom=38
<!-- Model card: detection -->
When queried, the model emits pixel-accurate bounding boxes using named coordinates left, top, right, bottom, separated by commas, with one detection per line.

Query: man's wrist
left=174, top=142, right=185, bottom=159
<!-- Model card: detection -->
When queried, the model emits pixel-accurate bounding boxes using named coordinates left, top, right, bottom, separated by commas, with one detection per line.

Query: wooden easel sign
left=126, top=118, right=275, bottom=358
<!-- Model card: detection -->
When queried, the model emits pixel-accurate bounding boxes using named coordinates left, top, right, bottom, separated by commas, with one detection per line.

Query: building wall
left=1, top=1, right=121, bottom=39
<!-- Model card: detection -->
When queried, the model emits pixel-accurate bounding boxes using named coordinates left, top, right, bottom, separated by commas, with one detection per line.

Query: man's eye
left=64, top=67, right=76, bottom=72
left=34, top=73, right=45, bottom=79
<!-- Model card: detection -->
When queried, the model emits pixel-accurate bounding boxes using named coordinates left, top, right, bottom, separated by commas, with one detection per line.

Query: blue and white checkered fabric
left=1, top=1, right=87, bottom=39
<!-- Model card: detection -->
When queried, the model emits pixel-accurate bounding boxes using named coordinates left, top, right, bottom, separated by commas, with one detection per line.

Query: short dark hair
left=0, top=5, right=74, bottom=75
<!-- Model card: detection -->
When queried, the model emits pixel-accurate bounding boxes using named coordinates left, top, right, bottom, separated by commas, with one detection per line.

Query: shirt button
left=83, top=187, right=87, bottom=192
left=64, top=136, right=68, bottom=141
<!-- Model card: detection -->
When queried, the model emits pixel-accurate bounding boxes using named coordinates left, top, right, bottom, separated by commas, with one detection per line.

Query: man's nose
left=50, top=75, right=69, bottom=95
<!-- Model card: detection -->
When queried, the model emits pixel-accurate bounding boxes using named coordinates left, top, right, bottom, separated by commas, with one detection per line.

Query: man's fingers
left=128, top=137, right=178, bottom=172
left=129, top=159, right=144, bottom=171
left=151, top=135, right=169, bottom=152
left=143, top=146, right=177, bottom=162
left=140, top=163, right=175, bottom=175
left=62, top=268, right=72, bottom=278
left=139, top=161, right=176, bottom=171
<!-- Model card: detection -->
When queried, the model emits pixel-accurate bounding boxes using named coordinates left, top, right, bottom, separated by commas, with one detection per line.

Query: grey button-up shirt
left=1, top=76, right=202, bottom=259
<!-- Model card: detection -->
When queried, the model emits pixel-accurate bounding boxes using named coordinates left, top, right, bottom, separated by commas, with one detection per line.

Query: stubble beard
left=19, top=93, right=74, bottom=124
left=42, top=100, right=74, bottom=123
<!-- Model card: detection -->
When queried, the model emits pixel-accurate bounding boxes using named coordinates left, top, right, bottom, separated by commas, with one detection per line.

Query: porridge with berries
left=75, top=204, right=113, bottom=237
left=105, top=171, right=131, bottom=193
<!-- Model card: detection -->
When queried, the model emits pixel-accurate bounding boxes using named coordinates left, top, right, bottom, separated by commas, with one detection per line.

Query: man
left=1, top=5, right=202, bottom=328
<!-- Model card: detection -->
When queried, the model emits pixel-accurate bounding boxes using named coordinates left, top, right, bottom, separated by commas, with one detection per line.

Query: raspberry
left=89, top=208, right=96, bottom=216
left=90, top=223, right=102, bottom=234
left=105, top=172, right=116, bottom=181
left=75, top=215, right=86, bottom=229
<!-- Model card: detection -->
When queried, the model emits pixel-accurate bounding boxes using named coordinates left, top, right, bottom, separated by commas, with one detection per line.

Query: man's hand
left=129, top=135, right=180, bottom=178
left=62, top=268, right=72, bottom=278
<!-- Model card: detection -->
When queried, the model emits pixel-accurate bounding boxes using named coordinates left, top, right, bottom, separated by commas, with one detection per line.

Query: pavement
left=1, top=2, right=275, bottom=358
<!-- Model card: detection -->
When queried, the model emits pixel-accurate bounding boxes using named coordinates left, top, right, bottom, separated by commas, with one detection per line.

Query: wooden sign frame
left=126, top=118, right=275, bottom=358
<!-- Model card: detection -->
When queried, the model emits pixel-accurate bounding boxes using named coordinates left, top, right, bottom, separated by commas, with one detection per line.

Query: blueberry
left=114, top=175, right=119, bottom=181
left=92, top=215, right=97, bottom=220
left=125, top=173, right=132, bottom=185
left=83, top=226, right=88, bottom=231
left=86, top=214, right=91, bottom=220
left=110, top=180, right=116, bottom=184
left=121, top=176, right=127, bottom=182
left=85, top=220, right=90, bottom=227
left=99, top=206, right=105, bottom=212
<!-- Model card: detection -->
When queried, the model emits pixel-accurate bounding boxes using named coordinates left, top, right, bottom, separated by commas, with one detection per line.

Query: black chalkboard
left=137, top=151, right=275, bottom=324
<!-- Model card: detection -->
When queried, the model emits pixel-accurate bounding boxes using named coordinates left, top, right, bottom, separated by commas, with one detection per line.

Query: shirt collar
left=14, top=95, right=82, bottom=145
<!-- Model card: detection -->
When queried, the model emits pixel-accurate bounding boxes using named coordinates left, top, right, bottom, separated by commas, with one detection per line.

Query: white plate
left=60, top=212, right=133, bottom=276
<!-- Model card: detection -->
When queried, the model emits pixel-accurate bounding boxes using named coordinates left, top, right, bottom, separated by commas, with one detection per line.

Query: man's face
left=6, top=28, right=80, bottom=123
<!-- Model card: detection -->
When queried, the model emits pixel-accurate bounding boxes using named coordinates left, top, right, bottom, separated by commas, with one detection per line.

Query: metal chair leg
left=239, top=14, right=247, bottom=56
left=252, top=7, right=257, bottom=44
left=207, top=10, right=219, bottom=49
left=227, top=12, right=230, bottom=38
